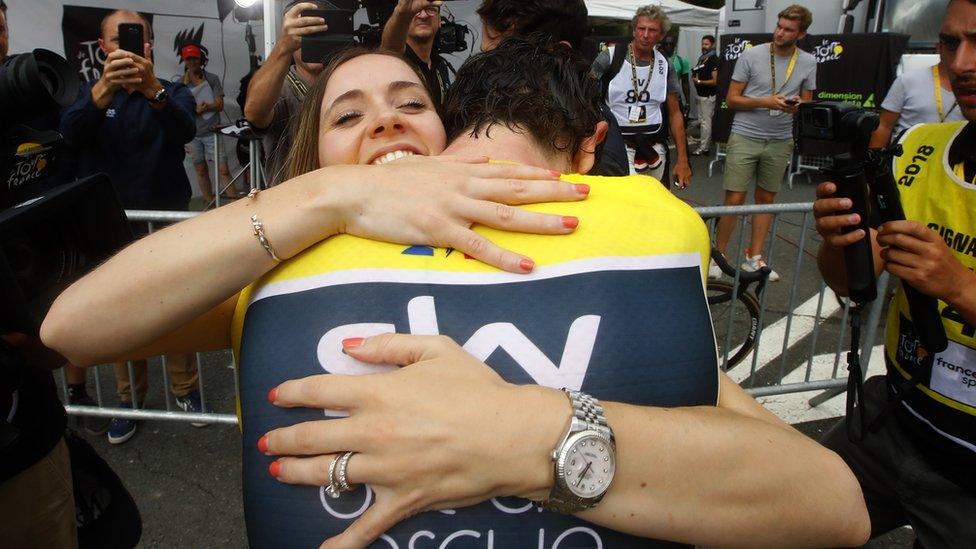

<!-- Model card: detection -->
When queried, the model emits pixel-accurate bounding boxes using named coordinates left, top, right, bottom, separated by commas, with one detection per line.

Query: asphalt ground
left=56, top=148, right=914, bottom=547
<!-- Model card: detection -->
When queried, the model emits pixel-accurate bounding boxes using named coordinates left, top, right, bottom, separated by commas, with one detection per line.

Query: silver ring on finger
left=335, top=451, right=356, bottom=494
left=324, top=453, right=343, bottom=499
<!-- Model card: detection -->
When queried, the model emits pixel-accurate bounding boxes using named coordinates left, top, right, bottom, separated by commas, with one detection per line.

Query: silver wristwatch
left=539, top=389, right=616, bottom=514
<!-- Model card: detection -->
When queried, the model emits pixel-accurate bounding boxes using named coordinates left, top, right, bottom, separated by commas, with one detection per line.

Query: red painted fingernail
left=342, top=337, right=364, bottom=350
left=269, top=459, right=282, bottom=478
left=257, top=435, right=269, bottom=454
left=575, top=184, right=590, bottom=195
left=520, top=258, right=535, bottom=272
left=562, top=216, right=579, bottom=229
left=549, top=170, right=562, bottom=177
left=267, top=387, right=278, bottom=404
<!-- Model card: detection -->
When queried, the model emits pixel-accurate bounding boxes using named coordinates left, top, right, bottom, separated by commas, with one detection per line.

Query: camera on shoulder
left=0, top=50, right=131, bottom=336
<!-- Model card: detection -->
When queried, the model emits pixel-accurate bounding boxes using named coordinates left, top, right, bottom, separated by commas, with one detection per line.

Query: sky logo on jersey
left=238, top=256, right=718, bottom=548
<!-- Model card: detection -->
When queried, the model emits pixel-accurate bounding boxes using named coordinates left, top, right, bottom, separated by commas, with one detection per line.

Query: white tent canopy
left=586, top=0, right=720, bottom=29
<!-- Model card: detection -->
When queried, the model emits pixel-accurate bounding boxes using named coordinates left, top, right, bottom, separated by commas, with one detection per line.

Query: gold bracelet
left=250, top=214, right=282, bottom=263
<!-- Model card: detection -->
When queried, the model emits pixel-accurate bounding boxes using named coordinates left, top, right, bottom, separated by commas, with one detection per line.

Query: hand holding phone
left=117, top=23, right=144, bottom=55
left=784, top=98, right=800, bottom=106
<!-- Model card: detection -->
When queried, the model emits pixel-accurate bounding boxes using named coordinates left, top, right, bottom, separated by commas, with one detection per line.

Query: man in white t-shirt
left=868, top=59, right=967, bottom=147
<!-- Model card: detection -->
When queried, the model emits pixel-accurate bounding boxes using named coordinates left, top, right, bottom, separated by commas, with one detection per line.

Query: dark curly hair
left=476, top=0, right=588, bottom=49
left=442, top=35, right=603, bottom=160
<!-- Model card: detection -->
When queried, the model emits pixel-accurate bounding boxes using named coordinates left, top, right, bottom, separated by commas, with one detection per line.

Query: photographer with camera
left=380, top=0, right=453, bottom=106
left=244, top=1, right=328, bottom=186
left=814, top=0, right=976, bottom=543
left=59, top=10, right=207, bottom=445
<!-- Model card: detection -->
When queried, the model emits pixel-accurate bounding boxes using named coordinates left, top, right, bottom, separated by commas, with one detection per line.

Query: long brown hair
left=283, top=47, right=429, bottom=181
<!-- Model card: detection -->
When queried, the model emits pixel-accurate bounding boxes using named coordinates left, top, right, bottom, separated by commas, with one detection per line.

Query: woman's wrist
left=303, top=166, right=358, bottom=238
left=507, top=384, right=572, bottom=501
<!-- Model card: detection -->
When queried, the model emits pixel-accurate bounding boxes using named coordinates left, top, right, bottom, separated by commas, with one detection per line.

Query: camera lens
left=0, top=49, right=79, bottom=130
left=813, top=108, right=832, bottom=130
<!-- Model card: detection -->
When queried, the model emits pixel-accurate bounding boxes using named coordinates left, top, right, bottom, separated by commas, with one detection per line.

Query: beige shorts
left=723, top=132, right=794, bottom=193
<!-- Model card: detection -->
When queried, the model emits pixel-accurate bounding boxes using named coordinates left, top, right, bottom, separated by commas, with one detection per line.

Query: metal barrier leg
left=213, top=133, right=220, bottom=208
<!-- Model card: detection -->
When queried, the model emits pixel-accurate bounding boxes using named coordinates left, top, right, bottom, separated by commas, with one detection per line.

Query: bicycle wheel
left=707, top=281, right=762, bottom=370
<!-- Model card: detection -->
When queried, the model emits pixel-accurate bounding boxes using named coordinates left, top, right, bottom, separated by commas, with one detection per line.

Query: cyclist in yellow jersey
left=44, top=38, right=867, bottom=548
left=251, top=38, right=867, bottom=548
left=814, top=0, right=976, bottom=544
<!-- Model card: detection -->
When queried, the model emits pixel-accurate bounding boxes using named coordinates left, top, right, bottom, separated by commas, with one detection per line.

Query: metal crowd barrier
left=61, top=203, right=887, bottom=426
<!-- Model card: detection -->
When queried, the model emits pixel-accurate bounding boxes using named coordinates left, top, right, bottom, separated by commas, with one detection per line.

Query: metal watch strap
left=567, top=389, right=611, bottom=435
left=539, top=389, right=614, bottom=513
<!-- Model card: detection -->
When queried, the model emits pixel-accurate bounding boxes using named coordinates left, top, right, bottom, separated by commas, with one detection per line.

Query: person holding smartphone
left=710, top=5, right=817, bottom=283
left=244, top=1, right=329, bottom=186
left=60, top=10, right=207, bottom=445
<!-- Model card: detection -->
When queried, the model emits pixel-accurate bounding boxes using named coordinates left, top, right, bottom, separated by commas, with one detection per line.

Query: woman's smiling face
left=317, top=54, right=446, bottom=167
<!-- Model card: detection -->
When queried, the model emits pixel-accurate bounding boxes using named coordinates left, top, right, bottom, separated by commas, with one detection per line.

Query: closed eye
left=333, top=110, right=361, bottom=126
left=398, top=99, right=427, bottom=111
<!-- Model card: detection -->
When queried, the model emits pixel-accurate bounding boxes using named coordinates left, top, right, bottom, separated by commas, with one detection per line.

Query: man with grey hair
left=591, top=4, right=692, bottom=188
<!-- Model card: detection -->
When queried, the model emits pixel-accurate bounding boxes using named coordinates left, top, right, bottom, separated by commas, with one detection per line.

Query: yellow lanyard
left=933, top=65, right=958, bottom=122
left=770, top=45, right=798, bottom=95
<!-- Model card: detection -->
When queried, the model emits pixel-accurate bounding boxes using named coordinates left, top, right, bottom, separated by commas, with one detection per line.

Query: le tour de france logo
left=724, top=38, right=753, bottom=61
left=814, top=38, right=844, bottom=63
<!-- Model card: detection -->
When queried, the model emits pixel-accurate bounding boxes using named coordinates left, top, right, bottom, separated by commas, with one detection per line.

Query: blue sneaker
left=175, top=389, right=210, bottom=428
left=107, top=402, right=137, bottom=445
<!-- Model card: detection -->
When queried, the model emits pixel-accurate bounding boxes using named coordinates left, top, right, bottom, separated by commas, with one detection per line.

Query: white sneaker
left=708, top=259, right=723, bottom=280
left=741, top=253, right=780, bottom=282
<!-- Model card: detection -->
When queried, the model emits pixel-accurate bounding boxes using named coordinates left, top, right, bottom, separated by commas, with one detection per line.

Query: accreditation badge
left=629, top=106, right=647, bottom=123
left=769, top=108, right=783, bottom=117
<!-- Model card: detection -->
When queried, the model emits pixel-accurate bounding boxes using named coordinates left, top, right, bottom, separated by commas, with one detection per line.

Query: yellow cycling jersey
left=231, top=172, right=718, bottom=548
left=886, top=121, right=976, bottom=452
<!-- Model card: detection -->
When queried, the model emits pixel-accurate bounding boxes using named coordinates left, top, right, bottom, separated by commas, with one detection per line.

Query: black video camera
left=1, top=50, right=132, bottom=335
left=437, top=20, right=469, bottom=53
left=797, top=101, right=947, bottom=350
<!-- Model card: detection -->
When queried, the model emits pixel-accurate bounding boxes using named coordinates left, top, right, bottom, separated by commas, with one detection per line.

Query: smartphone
left=784, top=98, right=799, bottom=106
left=300, top=6, right=356, bottom=64
left=118, top=23, right=144, bottom=55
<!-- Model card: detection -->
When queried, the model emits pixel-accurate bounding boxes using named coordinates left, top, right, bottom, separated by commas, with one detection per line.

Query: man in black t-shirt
left=691, top=34, right=719, bottom=155
left=381, top=0, right=453, bottom=106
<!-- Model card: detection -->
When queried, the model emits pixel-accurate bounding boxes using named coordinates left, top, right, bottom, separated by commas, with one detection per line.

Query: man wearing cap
left=179, top=43, right=234, bottom=203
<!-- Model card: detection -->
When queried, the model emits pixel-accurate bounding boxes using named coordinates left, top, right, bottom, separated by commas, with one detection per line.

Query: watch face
left=561, top=433, right=615, bottom=499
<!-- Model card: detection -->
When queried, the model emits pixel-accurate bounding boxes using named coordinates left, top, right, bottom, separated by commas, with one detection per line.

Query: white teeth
left=372, top=150, right=414, bottom=165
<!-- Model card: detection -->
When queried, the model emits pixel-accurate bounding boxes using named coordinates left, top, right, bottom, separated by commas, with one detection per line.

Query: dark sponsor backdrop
left=712, top=33, right=909, bottom=143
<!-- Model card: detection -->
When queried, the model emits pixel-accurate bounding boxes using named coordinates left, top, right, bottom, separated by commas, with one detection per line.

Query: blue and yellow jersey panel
left=233, top=173, right=717, bottom=548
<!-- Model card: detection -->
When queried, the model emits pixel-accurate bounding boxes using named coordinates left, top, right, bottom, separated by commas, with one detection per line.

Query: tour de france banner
left=712, top=33, right=909, bottom=144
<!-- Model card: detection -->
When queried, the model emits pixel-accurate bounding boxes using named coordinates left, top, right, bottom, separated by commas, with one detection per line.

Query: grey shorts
left=722, top=132, right=793, bottom=193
